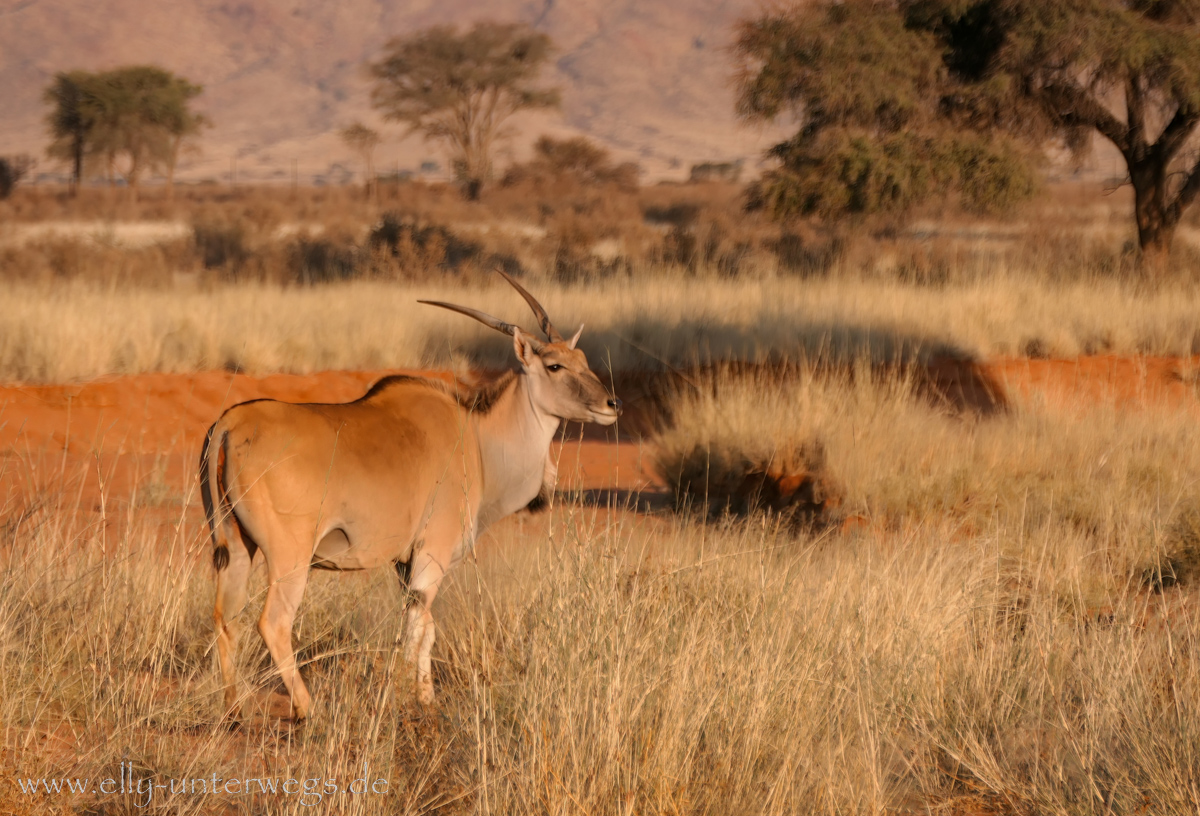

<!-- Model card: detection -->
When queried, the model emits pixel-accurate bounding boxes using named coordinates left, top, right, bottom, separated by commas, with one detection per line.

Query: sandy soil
left=0, top=368, right=654, bottom=519
left=1, top=356, right=1196, bottom=519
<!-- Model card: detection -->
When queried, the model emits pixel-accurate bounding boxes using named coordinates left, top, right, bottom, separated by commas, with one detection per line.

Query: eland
left=200, top=272, right=621, bottom=720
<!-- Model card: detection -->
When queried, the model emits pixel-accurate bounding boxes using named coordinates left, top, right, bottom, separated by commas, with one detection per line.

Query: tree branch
left=1040, top=80, right=1131, bottom=156
left=1168, top=161, right=1200, bottom=225
left=1125, top=75, right=1146, bottom=159
left=1156, top=106, right=1200, bottom=164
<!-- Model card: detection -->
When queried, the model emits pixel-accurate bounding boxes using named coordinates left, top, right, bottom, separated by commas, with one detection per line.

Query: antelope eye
left=546, top=364, right=563, bottom=372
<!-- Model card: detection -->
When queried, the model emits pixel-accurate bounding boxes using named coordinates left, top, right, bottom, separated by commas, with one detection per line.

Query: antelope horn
left=496, top=268, right=563, bottom=343
left=418, top=300, right=544, bottom=349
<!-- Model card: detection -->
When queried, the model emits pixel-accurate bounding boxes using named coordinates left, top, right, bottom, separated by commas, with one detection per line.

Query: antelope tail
left=200, top=422, right=232, bottom=571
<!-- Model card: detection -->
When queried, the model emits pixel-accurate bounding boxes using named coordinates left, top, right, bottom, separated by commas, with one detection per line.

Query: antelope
left=200, top=272, right=621, bottom=721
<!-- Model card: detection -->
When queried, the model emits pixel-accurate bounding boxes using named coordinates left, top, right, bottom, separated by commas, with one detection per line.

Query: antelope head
left=419, top=271, right=622, bottom=425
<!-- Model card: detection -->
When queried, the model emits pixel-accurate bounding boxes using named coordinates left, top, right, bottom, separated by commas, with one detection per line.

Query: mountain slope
left=0, top=0, right=781, bottom=183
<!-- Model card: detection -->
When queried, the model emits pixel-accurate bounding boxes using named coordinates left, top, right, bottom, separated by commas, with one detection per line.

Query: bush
left=288, top=237, right=361, bottom=284
left=368, top=212, right=520, bottom=279
left=0, top=155, right=34, bottom=200
left=660, top=437, right=841, bottom=526
left=502, top=135, right=639, bottom=191
left=193, top=221, right=248, bottom=271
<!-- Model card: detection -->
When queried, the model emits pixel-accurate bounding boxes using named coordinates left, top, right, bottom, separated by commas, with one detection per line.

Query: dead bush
left=367, top=213, right=521, bottom=281
left=287, top=237, right=362, bottom=284
left=660, top=438, right=842, bottom=527
left=193, top=221, right=249, bottom=271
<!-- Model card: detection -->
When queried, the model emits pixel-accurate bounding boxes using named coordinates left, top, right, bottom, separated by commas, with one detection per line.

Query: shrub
left=0, top=155, right=34, bottom=199
left=660, top=437, right=841, bottom=525
left=502, top=135, right=639, bottom=191
left=193, top=221, right=248, bottom=271
left=368, top=212, right=521, bottom=280
left=288, top=237, right=361, bottom=284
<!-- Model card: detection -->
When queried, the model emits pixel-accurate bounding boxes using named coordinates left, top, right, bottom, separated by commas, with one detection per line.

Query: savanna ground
left=3, top=178, right=1200, bottom=814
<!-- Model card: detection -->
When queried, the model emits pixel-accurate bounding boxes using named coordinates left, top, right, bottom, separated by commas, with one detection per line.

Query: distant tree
left=502, top=135, right=640, bottom=190
left=44, top=71, right=103, bottom=195
left=340, top=122, right=382, bottom=197
left=44, top=66, right=206, bottom=195
left=153, top=73, right=208, bottom=198
left=103, top=66, right=206, bottom=194
left=735, top=1, right=1200, bottom=266
left=0, top=155, right=35, bottom=199
left=369, top=22, right=560, bottom=200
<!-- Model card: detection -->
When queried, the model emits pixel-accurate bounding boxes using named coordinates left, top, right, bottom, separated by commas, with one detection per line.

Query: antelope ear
left=513, top=327, right=537, bottom=369
left=568, top=323, right=584, bottom=349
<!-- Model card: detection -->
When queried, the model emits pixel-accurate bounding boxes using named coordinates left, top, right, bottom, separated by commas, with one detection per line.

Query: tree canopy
left=44, top=66, right=206, bottom=194
left=340, top=122, right=382, bottom=197
left=736, top=0, right=1200, bottom=261
left=502, top=135, right=640, bottom=191
left=369, top=22, right=560, bottom=200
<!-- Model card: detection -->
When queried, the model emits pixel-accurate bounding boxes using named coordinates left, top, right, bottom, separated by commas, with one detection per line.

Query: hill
left=0, top=0, right=783, bottom=184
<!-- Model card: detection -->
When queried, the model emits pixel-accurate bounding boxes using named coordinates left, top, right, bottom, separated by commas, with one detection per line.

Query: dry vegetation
left=5, top=178, right=1200, bottom=813
left=3, top=181, right=1200, bottom=383
left=10, top=274, right=1200, bottom=384
left=4, top=367, right=1200, bottom=814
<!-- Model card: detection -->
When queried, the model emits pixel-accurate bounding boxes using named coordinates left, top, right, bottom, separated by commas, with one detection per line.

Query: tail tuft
left=201, top=420, right=233, bottom=572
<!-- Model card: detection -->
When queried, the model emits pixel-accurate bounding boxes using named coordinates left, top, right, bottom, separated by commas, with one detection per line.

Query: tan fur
left=203, top=321, right=620, bottom=721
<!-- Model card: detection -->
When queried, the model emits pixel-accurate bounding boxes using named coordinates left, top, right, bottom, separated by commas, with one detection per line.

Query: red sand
left=0, top=369, right=654, bottom=513
left=1, top=356, right=1196, bottom=514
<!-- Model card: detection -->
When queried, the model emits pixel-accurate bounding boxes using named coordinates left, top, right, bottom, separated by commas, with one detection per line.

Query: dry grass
left=654, top=363, right=1200, bottom=565
left=5, top=272, right=1200, bottom=383
left=4, top=180, right=1200, bottom=383
left=3, top=367, right=1200, bottom=813
left=4, top=176, right=1200, bottom=814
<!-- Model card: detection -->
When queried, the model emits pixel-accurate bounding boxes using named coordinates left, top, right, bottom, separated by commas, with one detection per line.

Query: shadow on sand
left=442, top=317, right=1009, bottom=441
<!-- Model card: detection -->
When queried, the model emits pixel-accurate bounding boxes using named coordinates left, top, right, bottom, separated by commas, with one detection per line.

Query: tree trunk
left=1130, top=160, right=1176, bottom=274
left=71, top=134, right=83, bottom=197
left=166, top=137, right=180, bottom=203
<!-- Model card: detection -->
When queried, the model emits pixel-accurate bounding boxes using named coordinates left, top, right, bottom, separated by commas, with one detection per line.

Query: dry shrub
left=661, top=436, right=841, bottom=525
left=287, top=236, right=362, bottom=284
left=193, top=220, right=248, bottom=271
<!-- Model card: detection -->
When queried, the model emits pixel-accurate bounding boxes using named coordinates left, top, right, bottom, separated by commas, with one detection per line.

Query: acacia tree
left=369, top=22, right=560, bottom=200
left=44, top=66, right=205, bottom=195
left=103, top=66, right=206, bottom=193
left=44, top=71, right=103, bottom=195
left=340, top=122, right=382, bottom=198
left=736, top=0, right=1200, bottom=265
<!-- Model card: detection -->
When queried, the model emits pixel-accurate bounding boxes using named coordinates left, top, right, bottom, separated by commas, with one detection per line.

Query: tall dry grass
left=3, top=366, right=1200, bottom=813
left=4, top=272, right=1200, bottom=383
left=654, top=362, right=1200, bottom=570
left=5, top=179, right=1200, bottom=384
